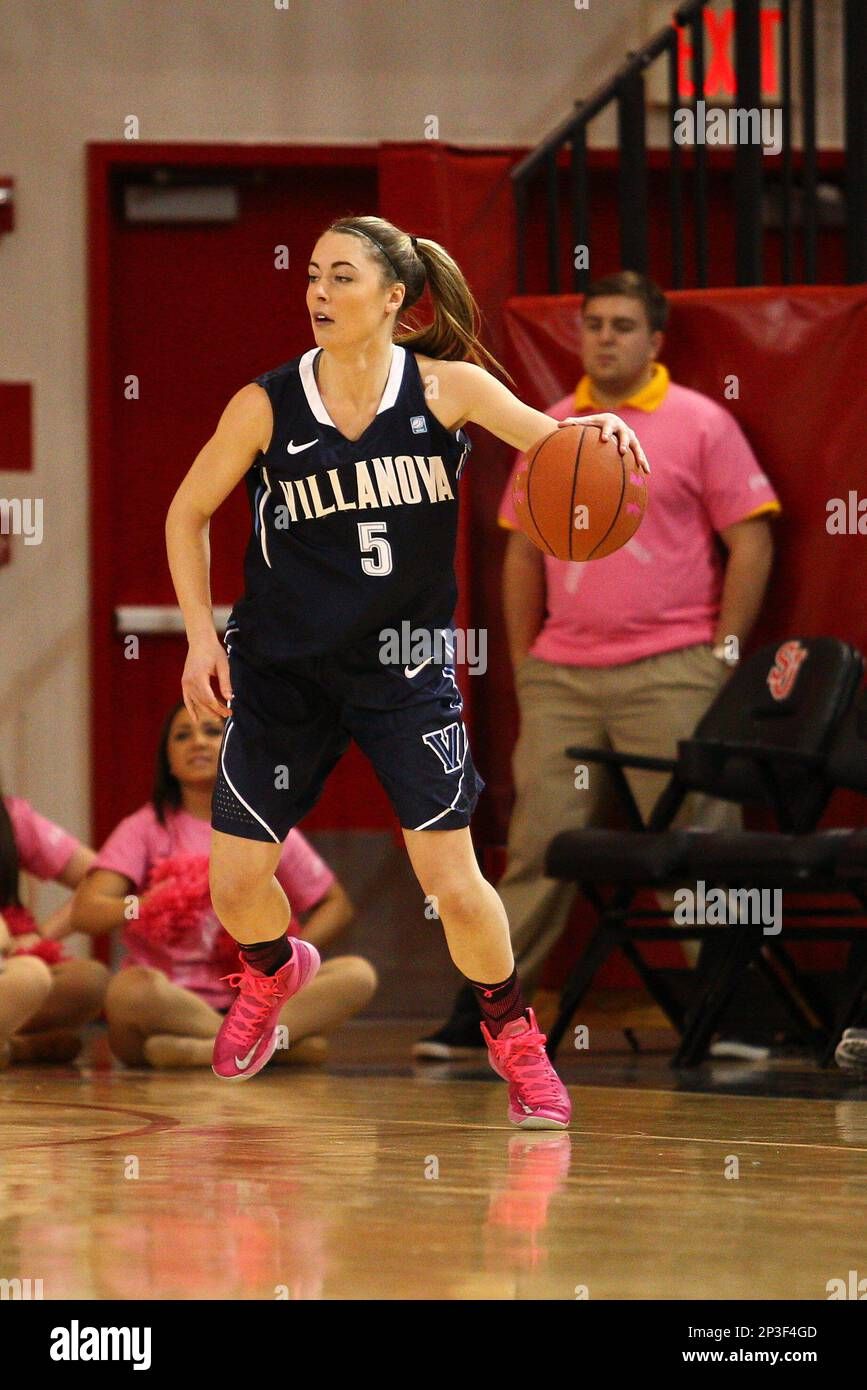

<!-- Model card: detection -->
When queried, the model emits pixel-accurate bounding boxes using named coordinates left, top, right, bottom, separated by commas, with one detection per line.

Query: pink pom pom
left=138, top=852, right=213, bottom=944
left=3, top=903, right=39, bottom=936
left=3, top=904, right=68, bottom=963
left=137, top=853, right=238, bottom=962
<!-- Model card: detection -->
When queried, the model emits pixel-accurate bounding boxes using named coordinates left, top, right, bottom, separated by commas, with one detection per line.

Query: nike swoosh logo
left=404, top=657, right=434, bottom=679
left=287, top=439, right=317, bottom=454
left=234, top=1043, right=259, bottom=1070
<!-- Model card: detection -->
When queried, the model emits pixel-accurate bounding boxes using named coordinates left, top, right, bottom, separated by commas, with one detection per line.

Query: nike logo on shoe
left=234, top=1043, right=259, bottom=1070
left=287, top=439, right=317, bottom=454
left=404, top=656, right=434, bottom=679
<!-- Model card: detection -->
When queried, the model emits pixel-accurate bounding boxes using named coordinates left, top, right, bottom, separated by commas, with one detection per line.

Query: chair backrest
left=676, top=638, right=864, bottom=830
left=826, top=686, right=867, bottom=795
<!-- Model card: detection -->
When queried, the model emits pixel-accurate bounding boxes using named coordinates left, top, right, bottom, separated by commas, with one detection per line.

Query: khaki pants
left=501, top=643, right=741, bottom=993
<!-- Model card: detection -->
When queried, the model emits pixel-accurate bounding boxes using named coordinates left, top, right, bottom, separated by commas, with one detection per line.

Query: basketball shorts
left=211, top=613, right=485, bottom=843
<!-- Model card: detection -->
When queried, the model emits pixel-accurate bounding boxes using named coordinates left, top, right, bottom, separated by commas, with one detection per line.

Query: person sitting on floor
left=68, top=700, right=377, bottom=1068
left=0, top=781, right=107, bottom=1068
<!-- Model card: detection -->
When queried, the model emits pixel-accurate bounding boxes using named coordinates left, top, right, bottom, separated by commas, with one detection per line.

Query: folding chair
left=813, top=692, right=867, bottom=1063
left=672, top=686, right=867, bottom=1066
left=542, top=638, right=864, bottom=1060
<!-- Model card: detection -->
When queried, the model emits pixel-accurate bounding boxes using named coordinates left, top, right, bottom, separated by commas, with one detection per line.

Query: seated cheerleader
left=70, top=700, right=377, bottom=1069
left=0, top=781, right=109, bottom=1068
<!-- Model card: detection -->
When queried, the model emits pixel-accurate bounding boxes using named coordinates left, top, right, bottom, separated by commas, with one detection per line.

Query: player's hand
left=38, top=901, right=75, bottom=942
left=10, top=932, right=42, bottom=952
left=559, top=413, right=650, bottom=474
left=137, top=882, right=177, bottom=916
left=182, top=631, right=234, bottom=723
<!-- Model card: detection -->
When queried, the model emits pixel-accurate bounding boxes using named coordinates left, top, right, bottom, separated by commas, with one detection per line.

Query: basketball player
left=165, top=215, right=648, bottom=1129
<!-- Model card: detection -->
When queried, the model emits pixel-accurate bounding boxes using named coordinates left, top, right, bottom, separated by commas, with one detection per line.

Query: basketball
left=512, top=422, right=648, bottom=561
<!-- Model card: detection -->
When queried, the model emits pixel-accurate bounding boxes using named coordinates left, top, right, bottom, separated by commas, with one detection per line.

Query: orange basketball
left=512, top=422, right=648, bottom=561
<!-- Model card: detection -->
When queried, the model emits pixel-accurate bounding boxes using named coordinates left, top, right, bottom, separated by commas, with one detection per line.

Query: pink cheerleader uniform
left=91, top=804, right=335, bottom=1010
left=3, top=797, right=83, bottom=963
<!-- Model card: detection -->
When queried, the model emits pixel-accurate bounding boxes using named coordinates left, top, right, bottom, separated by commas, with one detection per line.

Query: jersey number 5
left=357, top=521, right=393, bottom=576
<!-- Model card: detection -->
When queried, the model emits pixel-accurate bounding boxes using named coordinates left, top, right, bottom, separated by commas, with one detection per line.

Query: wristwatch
left=712, top=643, right=740, bottom=667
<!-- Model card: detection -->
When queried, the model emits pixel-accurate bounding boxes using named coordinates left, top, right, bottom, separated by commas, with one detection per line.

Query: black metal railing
left=512, top=0, right=866, bottom=293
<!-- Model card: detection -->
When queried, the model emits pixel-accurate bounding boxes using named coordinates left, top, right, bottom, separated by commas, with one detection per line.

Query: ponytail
left=327, top=215, right=513, bottom=383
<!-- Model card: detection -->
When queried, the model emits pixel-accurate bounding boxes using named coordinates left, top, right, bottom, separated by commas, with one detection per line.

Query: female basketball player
left=166, top=215, right=649, bottom=1128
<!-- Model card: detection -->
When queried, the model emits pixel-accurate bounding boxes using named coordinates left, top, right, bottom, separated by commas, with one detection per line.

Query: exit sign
left=645, top=3, right=783, bottom=105
left=678, top=7, right=782, bottom=101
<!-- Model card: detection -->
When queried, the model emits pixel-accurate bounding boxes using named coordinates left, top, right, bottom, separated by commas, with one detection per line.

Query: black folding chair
left=671, top=686, right=867, bottom=1067
left=542, top=638, right=864, bottom=1061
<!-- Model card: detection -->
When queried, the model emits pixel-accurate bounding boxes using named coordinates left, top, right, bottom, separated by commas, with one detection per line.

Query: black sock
left=240, top=933, right=293, bottom=976
left=468, top=968, right=527, bottom=1038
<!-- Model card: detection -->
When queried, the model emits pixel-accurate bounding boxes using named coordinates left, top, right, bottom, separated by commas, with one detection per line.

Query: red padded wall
left=498, top=286, right=867, bottom=985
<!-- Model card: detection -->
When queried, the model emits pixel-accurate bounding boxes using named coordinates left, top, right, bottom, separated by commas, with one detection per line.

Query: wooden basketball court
left=3, top=1019, right=866, bottom=1302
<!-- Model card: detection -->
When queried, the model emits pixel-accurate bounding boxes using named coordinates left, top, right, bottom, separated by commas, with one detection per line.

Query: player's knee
left=2, top=954, right=54, bottom=1004
left=337, top=955, right=378, bottom=1003
left=209, top=864, right=271, bottom=921
left=59, top=958, right=111, bottom=1009
left=105, top=966, right=165, bottom=1020
left=429, top=881, right=486, bottom=925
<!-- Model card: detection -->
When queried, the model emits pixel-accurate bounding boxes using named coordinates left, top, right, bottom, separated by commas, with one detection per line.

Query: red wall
left=499, top=285, right=867, bottom=986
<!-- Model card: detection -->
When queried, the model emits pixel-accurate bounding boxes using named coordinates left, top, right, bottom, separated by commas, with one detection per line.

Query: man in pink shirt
left=416, top=270, right=780, bottom=1059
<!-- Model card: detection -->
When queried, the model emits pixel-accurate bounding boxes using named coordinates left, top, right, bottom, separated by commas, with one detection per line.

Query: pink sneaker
left=481, top=1009, right=572, bottom=1129
left=212, top=940, right=320, bottom=1081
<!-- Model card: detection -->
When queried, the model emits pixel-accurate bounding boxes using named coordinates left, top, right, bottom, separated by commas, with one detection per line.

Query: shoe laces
left=498, top=1030, right=564, bottom=1106
left=219, top=966, right=286, bottom=1046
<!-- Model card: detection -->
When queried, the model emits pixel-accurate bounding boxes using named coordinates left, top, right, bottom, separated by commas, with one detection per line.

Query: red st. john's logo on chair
left=767, top=640, right=809, bottom=701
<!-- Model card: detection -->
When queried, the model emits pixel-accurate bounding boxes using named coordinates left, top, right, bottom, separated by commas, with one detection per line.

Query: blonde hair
left=326, top=215, right=512, bottom=381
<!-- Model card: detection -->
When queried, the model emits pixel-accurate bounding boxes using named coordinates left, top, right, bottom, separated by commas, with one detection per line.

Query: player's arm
left=437, top=361, right=649, bottom=472
left=165, top=383, right=272, bottom=722
left=294, top=880, right=355, bottom=953
left=713, top=516, right=774, bottom=653
left=69, top=868, right=138, bottom=936
left=502, top=529, right=546, bottom=672
left=32, top=846, right=99, bottom=941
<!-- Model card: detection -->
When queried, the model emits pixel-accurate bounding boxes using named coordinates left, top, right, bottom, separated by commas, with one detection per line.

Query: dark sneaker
left=413, top=1014, right=485, bottom=1060
left=709, top=1037, right=771, bottom=1061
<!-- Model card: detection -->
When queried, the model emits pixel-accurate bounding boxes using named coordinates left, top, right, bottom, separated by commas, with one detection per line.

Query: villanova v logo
left=422, top=722, right=465, bottom=774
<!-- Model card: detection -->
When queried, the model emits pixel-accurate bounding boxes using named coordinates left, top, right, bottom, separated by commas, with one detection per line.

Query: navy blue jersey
left=231, top=345, right=471, bottom=662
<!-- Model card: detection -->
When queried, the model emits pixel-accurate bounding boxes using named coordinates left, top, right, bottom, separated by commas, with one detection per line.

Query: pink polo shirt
left=92, top=803, right=336, bottom=1008
left=499, top=364, right=780, bottom=667
left=5, top=796, right=81, bottom=880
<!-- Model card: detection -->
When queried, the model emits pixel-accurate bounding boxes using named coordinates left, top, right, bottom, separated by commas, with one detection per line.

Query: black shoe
left=413, top=987, right=483, bottom=1060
